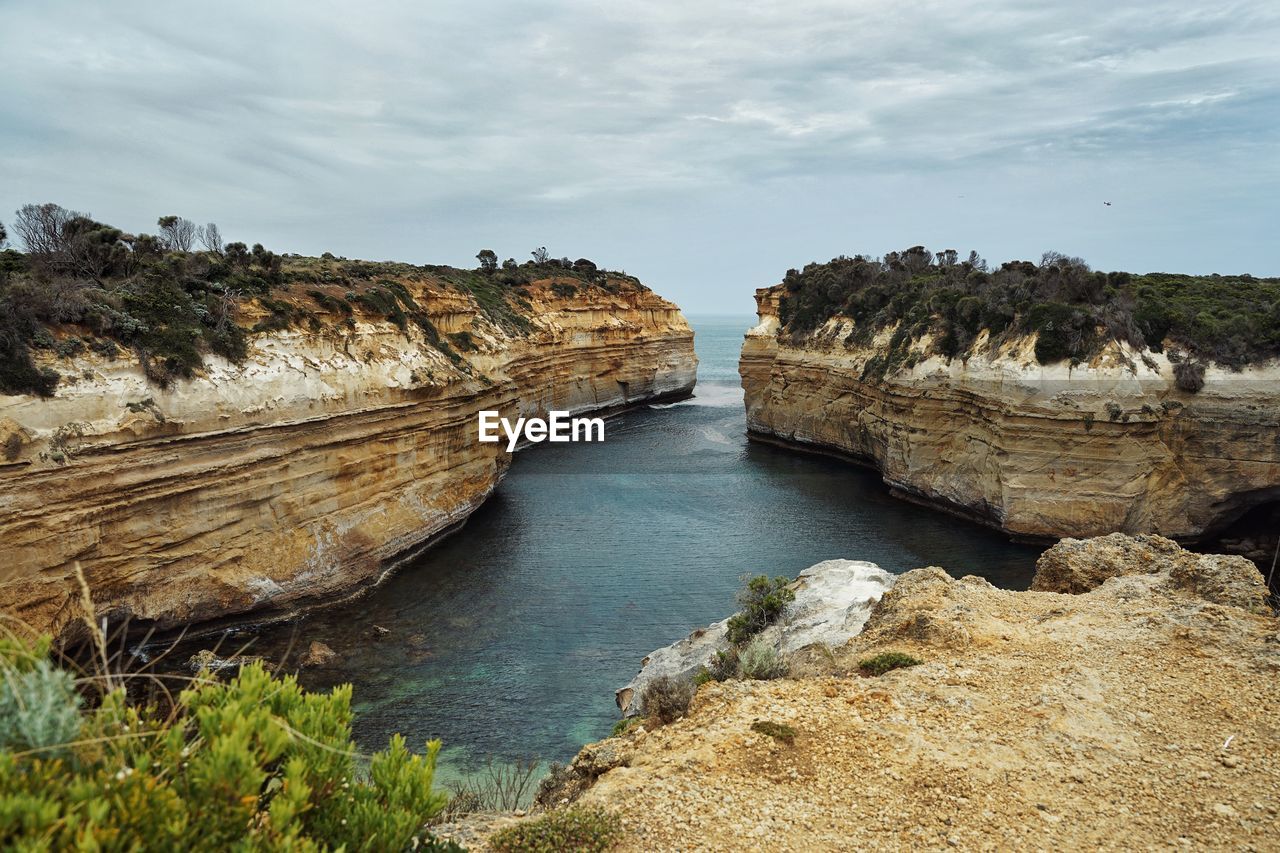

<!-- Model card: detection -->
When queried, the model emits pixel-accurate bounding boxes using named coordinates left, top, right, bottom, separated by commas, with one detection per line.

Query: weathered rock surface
left=1031, top=532, right=1271, bottom=612
left=569, top=536, right=1280, bottom=850
left=740, top=286, right=1280, bottom=541
left=0, top=277, right=695, bottom=640
left=616, top=559, right=895, bottom=716
left=299, top=641, right=338, bottom=668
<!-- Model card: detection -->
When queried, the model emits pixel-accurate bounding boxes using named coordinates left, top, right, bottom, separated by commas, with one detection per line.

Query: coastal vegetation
left=858, top=651, right=923, bottom=676
left=774, top=247, right=1280, bottom=376
left=0, top=631, right=459, bottom=851
left=488, top=805, right=620, bottom=853
left=0, top=203, right=639, bottom=397
left=725, top=575, right=795, bottom=646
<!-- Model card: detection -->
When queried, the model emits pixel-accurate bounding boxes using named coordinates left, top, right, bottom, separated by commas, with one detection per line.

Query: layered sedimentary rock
left=741, top=286, right=1280, bottom=541
left=531, top=536, right=1278, bottom=851
left=0, top=277, right=695, bottom=640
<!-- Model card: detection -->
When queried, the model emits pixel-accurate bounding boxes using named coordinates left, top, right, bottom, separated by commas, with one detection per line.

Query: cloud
left=1, top=0, right=1277, bottom=310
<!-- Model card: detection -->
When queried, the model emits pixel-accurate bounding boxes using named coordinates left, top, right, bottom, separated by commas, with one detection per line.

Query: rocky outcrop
left=615, top=560, right=895, bottom=716
left=563, top=536, right=1280, bottom=851
left=1030, top=532, right=1271, bottom=612
left=0, top=276, right=695, bottom=641
left=740, top=286, right=1280, bottom=542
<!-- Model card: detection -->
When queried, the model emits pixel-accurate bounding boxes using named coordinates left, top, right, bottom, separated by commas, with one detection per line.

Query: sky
left=2, top=1, right=1278, bottom=314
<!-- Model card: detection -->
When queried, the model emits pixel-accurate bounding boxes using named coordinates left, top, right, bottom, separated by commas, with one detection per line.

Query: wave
left=649, top=382, right=742, bottom=410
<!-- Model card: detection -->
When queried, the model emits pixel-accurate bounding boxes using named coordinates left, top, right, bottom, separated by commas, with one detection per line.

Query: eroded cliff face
left=0, top=276, right=695, bottom=640
left=741, top=286, right=1280, bottom=542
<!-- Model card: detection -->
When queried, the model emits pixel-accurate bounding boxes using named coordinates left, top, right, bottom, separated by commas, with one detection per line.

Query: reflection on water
left=250, top=316, right=1040, bottom=781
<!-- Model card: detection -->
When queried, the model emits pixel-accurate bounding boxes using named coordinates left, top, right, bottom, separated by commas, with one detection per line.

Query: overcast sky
left=2, top=1, right=1278, bottom=313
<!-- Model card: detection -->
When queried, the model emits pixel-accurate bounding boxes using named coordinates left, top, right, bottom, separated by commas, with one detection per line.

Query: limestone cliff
left=0, top=273, right=695, bottom=640
left=529, top=536, right=1278, bottom=851
left=741, top=286, right=1280, bottom=542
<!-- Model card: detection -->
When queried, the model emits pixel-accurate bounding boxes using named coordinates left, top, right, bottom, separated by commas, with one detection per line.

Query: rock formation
left=615, top=559, right=895, bottom=716
left=0, top=274, right=695, bottom=641
left=541, top=535, right=1280, bottom=851
left=740, top=286, right=1280, bottom=542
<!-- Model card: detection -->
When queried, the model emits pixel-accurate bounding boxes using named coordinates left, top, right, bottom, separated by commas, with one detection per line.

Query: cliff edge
left=0, top=263, right=696, bottom=640
left=546, top=536, right=1278, bottom=850
left=741, top=284, right=1280, bottom=543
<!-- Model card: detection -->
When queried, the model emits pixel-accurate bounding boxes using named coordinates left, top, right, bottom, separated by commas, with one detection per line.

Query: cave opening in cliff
left=1206, top=498, right=1280, bottom=596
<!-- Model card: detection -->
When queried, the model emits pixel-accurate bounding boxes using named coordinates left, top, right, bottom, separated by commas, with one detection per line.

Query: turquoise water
left=253, top=315, right=1039, bottom=777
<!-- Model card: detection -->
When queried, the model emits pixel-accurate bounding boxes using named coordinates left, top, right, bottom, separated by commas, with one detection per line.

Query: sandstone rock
left=299, top=640, right=337, bottom=668
left=1032, top=533, right=1270, bottom=613
left=740, top=286, right=1280, bottom=542
left=616, top=559, right=895, bottom=715
left=1031, top=533, right=1174, bottom=593
left=0, top=277, right=696, bottom=640
left=570, top=537, right=1280, bottom=851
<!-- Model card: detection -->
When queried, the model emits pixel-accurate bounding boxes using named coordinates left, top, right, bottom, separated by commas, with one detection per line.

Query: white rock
left=615, top=559, right=895, bottom=715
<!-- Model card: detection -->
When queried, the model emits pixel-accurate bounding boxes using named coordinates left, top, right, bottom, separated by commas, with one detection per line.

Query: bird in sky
left=1103, top=201, right=1112, bottom=206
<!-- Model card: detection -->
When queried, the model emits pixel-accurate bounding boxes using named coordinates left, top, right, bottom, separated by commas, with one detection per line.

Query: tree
left=13, top=203, right=80, bottom=257
left=901, top=245, right=933, bottom=274
left=157, top=216, right=196, bottom=252
left=531, top=246, right=549, bottom=264
left=225, top=242, right=249, bottom=267
left=197, top=222, right=223, bottom=255
left=0, top=221, right=7, bottom=249
left=476, top=249, right=497, bottom=273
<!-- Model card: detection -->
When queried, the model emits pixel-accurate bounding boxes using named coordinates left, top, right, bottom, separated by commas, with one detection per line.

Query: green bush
left=1174, top=359, right=1205, bottom=393
left=749, top=721, right=796, bottom=745
left=858, top=651, right=923, bottom=676
left=640, top=675, right=695, bottom=725
left=737, top=637, right=787, bottom=680
left=725, top=575, right=795, bottom=646
left=489, top=805, right=621, bottom=853
left=707, top=648, right=739, bottom=681
left=774, top=247, right=1280, bottom=370
left=610, top=716, right=645, bottom=737
left=0, top=634, right=451, bottom=850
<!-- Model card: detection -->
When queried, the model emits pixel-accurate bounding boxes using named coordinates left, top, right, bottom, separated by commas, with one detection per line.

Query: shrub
left=443, top=756, right=541, bottom=813
left=774, top=247, right=1280, bottom=370
left=707, top=648, right=739, bottom=681
left=737, top=637, right=787, bottom=680
left=750, top=721, right=797, bottom=745
left=0, top=635, right=452, bottom=850
left=610, top=716, right=645, bottom=737
left=640, top=675, right=695, bottom=724
left=725, top=575, right=795, bottom=646
left=489, top=805, right=621, bottom=853
left=858, top=651, right=923, bottom=676
left=1174, top=358, right=1205, bottom=393
left=0, top=658, right=81, bottom=753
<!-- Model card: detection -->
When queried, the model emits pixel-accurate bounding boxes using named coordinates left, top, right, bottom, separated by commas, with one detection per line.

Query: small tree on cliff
left=476, top=249, right=497, bottom=273
left=157, top=215, right=196, bottom=252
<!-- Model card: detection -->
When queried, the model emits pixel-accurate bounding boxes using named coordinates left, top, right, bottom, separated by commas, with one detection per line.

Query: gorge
left=0, top=260, right=696, bottom=642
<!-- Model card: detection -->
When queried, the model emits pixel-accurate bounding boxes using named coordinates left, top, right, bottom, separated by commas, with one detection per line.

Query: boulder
left=616, top=559, right=895, bottom=715
left=1032, top=533, right=1270, bottom=613
left=299, top=640, right=338, bottom=668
